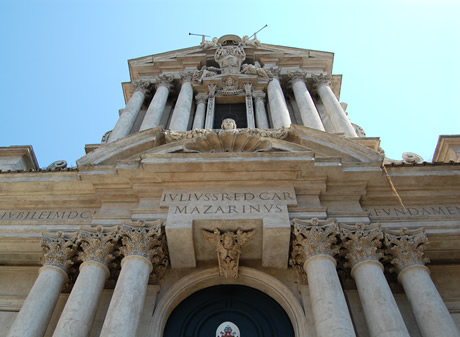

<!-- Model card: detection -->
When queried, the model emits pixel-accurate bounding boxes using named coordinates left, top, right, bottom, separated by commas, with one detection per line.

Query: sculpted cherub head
left=221, top=118, right=237, bottom=130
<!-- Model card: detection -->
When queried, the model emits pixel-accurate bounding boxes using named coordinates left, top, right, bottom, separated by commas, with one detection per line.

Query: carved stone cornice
left=195, top=93, right=208, bottom=105
left=77, top=226, right=119, bottom=267
left=340, top=223, right=384, bottom=269
left=288, top=70, right=307, bottom=84
left=202, top=228, right=256, bottom=278
left=133, top=80, right=151, bottom=94
left=119, top=221, right=164, bottom=262
left=252, top=91, right=266, bottom=102
left=310, top=74, right=332, bottom=90
left=155, top=74, right=174, bottom=90
left=41, top=232, right=77, bottom=273
left=384, top=228, right=429, bottom=273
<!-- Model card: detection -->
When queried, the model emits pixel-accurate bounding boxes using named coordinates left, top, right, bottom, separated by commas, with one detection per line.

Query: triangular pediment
left=76, top=125, right=382, bottom=168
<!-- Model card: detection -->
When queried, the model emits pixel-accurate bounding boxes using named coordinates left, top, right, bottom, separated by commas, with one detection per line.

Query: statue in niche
left=214, top=44, right=246, bottom=74
left=202, top=228, right=256, bottom=278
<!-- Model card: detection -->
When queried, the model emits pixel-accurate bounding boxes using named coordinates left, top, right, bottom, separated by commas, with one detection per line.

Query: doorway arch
left=163, top=284, right=294, bottom=337
left=149, top=267, right=308, bottom=337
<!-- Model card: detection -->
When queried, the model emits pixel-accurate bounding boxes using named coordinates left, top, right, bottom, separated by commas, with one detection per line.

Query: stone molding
left=202, top=228, right=256, bottom=278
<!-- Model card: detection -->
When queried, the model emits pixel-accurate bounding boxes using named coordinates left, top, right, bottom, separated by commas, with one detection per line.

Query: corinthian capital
left=133, top=80, right=151, bottom=94
left=384, top=228, right=429, bottom=273
left=41, top=232, right=77, bottom=273
left=291, top=218, right=340, bottom=262
left=252, top=91, right=266, bottom=102
left=119, top=221, right=164, bottom=262
left=155, top=74, right=174, bottom=89
left=340, top=223, right=384, bottom=268
left=288, top=70, right=307, bottom=84
left=180, top=71, right=194, bottom=83
left=311, top=74, right=332, bottom=89
left=77, top=226, right=119, bottom=266
left=195, top=93, right=208, bottom=105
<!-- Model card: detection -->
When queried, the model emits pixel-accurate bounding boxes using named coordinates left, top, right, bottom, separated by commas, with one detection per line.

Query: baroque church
left=1, top=34, right=460, bottom=337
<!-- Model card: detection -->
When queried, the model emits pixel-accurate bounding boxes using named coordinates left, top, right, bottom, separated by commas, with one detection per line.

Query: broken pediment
left=76, top=125, right=383, bottom=167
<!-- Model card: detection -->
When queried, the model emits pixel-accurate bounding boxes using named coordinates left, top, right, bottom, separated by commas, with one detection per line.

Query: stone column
left=291, top=219, right=356, bottom=337
left=253, top=91, right=269, bottom=129
left=169, top=72, right=193, bottom=131
left=52, top=227, right=118, bottom=337
left=7, top=233, right=75, bottom=337
left=312, top=75, right=357, bottom=137
left=192, top=93, right=208, bottom=130
left=385, top=229, right=460, bottom=337
left=267, top=73, right=291, bottom=128
left=204, top=84, right=216, bottom=129
left=140, top=75, right=173, bottom=131
left=99, top=223, right=166, bottom=337
left=341, top=224, right=410, bottom=337
left=289, top=71, right=325, bottom=131
left=244, top=83, right=256, bottom=128
left=109, top=81, right=150, bottom=142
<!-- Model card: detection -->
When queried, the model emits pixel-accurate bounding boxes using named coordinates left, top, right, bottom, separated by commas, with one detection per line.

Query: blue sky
left=1, top=0, right=459, bottom=167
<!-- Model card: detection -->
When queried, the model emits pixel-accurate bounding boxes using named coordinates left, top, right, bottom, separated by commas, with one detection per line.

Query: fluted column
left=291, top=219, right=356, bottom=337
left=253, top=91, right=269, bottom=129
left=100, top=223, right=166, bottom=337
left=192, top=93, right=208, bottom=129
left=169, top=72, right=193, bottom=131
left=385, top=229, right=460, bottom=337
left=53, top=227, right=118, bottom=337
left=312, top=75, right=357, bottom=137
left=289, top=71, right=325, bottom=131
left=342, top=224, right=410, bottom=337
left=244, top=83, right=255, bottom=128
left=109, top=81, right=150, bottom=142
left=204, top=84, right=216, bottom=129
left=7, top=233, right=75, bottom=337
left=140, top=75, right=173, bottom=131
left=267, top=71, right=291, bottom=128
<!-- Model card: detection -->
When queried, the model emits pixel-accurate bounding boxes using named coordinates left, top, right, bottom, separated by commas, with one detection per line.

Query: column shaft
left=99, top=256, right=152, bottom=337
left=169, top=81, right=193, bottom=131
left=317, top=84, right=357, bottom=137
left=352, top=261, right=410, bottom=337
left=400, top=266, right=460, bottom=337
left=52, top=262, right=108, bottom=337
left=292, top=80, right=325, bottom=131
left=7, top=266, right=67, bottom=337
left=305, top=255, right=356, bottom=337
left=267, top=77, right=291, bottom=128
left=109, top=89, right=146, bottom=142
left=140, top=85, right=169, bottom=131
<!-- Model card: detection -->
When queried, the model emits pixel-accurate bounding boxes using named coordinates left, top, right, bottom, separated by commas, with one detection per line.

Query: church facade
left=1, top=34, right=460, bottom=337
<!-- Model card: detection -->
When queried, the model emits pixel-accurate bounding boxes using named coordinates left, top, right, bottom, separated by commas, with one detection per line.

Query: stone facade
left=1, top=34, right=460, bottom=337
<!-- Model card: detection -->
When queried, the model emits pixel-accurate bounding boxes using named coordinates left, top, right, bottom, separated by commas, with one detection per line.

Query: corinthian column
left=140, top=75, right=173, bottom=131
left=169, top=72, right=193, bottom=131
left=385, top=229, right=460, bottom=337
left=312, top=75, right=357, bottom=137
left=291, top=219, right=356, bottom=337
left=109, top=81, right=150, bottom=142
left=289, top=71, right=325, bottom=131
left=7, top=233, right=75, bottom=337
left=100, top=222, right=166, bottom=337
left=341, top=224, right=410, bottom=337
left=192, top=93, right=208, bottom=129
left=52, top=227, right=118, bottom=337
left=267, top=70, right=291, bottom=128
left=253, top=91, right=269, bottom=129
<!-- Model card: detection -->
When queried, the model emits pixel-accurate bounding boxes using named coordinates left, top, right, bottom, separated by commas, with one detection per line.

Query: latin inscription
left=367, top=206, right=460, bottom=217
left=0, top=209, right=96, bottom=221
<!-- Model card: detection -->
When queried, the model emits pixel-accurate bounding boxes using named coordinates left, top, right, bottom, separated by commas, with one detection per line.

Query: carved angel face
left=221, top=118, right=237, bottom=130
left=222, top=233, right=235, bottom=249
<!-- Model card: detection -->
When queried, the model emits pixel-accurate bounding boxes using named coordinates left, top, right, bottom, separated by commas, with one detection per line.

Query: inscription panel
left=366, top=206, right=460, bottom=218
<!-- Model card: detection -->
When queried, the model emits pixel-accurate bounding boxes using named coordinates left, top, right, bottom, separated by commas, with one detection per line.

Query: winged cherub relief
left=202, top=228, right=256, bottom=278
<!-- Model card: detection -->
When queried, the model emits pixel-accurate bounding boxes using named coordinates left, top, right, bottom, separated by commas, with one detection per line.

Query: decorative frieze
left=202, top=228, right=256, bottom=278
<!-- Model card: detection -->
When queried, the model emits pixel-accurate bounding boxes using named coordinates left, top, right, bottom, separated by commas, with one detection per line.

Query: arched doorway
left=163, top=285, right=295, bottom=337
